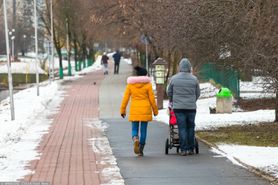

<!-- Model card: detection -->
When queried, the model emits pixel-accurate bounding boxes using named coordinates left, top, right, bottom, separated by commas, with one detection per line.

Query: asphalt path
left=0, top=90, right=9, bottom=101
left=99, top=60, right=270, bottom=185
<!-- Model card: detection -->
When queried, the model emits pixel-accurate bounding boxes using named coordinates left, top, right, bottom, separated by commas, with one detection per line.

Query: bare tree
left=38, top=0, right=278, bottom=120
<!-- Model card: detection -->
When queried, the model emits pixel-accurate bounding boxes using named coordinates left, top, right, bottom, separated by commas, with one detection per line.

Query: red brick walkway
left=23, top=70, right=104, bottom=185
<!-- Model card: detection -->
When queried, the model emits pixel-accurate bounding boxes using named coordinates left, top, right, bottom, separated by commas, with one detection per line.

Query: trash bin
left=216, top=87, right=233, bottom=113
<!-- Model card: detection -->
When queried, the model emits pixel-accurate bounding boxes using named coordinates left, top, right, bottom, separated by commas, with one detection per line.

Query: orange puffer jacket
left=120, top=76, right=158, bottom=122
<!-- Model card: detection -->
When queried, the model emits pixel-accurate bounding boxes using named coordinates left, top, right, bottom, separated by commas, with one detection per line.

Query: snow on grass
left=240, top=77, right=266, bottom=92
left=75, top=55, right=102, bottom=74
left=240, top=93, right=276, bottom=99
left=0, top=58, right=104, bottom=180
left=199, top=83, right=219, bottom=99
left=0, top=62, right=46, bottom=74
left=211, top=145, right=278, bottom=179
left=0, top=82, right=65, bottom=180
left=87, top=119, right=125, bottom=185
left=196, top=97, right=275, bottom=129
left=240, top=76, right=276, bottom=99
left=123, top=58, right=132, bottom=65
left=44, top=58, right=72, bottom=70
left=156, top=98, right=275, bottom=130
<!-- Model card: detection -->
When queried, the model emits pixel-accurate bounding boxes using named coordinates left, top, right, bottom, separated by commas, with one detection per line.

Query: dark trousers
left=114, top=63, right=120, bottom=74
left=174, top=111, right=196, bottom=152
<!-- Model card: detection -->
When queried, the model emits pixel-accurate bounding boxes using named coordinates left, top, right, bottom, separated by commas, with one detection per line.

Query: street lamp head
left=9, top=29, right=15, bottom=36
left=11, top=36, right=15, bottom=40
left=153, top=58, right=167, bottom=66
left=23, top=35, right=27, bottom=38
left=152, top=58, right=168, bottom=85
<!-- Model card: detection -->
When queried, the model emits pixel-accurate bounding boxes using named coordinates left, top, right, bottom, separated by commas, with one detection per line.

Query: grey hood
left=179, top=58, right=192, bottom=73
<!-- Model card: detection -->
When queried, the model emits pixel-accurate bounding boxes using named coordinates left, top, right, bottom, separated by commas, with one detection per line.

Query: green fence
left=200, top=63, right=240, bottom=98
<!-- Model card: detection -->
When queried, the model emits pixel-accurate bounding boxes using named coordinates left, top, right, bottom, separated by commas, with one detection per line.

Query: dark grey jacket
left=167, top=58, right=200, bottom=110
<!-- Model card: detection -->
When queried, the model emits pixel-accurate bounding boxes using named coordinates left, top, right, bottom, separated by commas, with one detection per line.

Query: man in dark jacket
left=167, top=58, right=200, bottom=156
left=112, top=50, right=122, bottom=74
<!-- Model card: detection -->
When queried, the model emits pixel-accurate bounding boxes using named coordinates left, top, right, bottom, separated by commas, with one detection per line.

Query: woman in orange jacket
left=120, top=66, right=158, bottom=156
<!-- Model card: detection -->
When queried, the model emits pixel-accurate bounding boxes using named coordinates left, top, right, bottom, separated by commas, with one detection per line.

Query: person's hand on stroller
left=168, top=101, right=173, bottom=109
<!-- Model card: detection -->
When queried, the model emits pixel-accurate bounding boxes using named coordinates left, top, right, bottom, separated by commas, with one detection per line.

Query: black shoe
left=138, top=144, right=145, bottom=156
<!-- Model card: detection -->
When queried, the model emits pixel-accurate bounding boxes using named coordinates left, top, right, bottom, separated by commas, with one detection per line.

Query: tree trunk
left=172, top=51, right=180, bottom=75
left=67, top=20, right=72, bottom=76
left=57, top=48, right=64, bottom=79
left=57, top=49, right=63, bottom=68
left=73, top=37, right=78, bottom=71
left=275, top=91, right=278, bottom=122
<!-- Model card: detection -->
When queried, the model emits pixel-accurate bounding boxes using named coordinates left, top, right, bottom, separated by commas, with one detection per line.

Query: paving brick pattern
left=23, top=70, right=105, bottom=185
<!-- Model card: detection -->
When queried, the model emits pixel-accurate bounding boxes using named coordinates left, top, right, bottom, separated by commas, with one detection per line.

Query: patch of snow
left=0, top=81, right=65, bottom=180
left=0, top=62, right=46, bottom=74
left=0, top=61, right=100, bottom=180
left=87, top=119, right=125, bottom=185
left=212, top=145, right=278, bottom=179
left=240, top=76, right=276, bottom=99
left=210, top=147, right=244, bottom=167
left=156, top=98, right=275, bottom=130
left=75, top=56, right=102, bottom=75
left=199, top=83, right=219, bottom=98
left=240, top=93, right=276, bottom=100
left=123, top=58, right=132, bottom=65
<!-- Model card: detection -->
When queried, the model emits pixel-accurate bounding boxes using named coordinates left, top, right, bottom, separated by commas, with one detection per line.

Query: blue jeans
left=132, top=121, right=148, bottom=145
left=174, top=112, right=196, bottom=152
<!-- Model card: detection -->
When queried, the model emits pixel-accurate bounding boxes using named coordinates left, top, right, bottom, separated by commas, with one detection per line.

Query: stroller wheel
left=165, top=138, right=169, bottom=155
left=195, top=138, right=199, bottom=154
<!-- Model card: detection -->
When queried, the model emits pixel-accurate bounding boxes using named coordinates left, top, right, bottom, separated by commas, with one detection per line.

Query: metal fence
left=200, top=63, right=240, bottom=98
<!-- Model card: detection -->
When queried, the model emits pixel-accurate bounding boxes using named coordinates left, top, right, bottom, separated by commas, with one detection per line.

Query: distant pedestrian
left=167, top=58, right=200, bottom=156
left=101, top=52, right=109, bottom=75
left=113, top=50, right=121, bottom=74
left=120, top=66, right=158, bottom=156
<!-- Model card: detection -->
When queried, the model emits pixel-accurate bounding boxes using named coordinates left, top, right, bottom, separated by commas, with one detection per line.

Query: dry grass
left=197, top=122, right=278, bottom=147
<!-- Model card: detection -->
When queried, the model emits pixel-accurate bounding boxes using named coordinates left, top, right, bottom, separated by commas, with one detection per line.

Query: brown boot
left=133, top=136, right=140, bottom=154
left=138, top=144, right=145, bottom=156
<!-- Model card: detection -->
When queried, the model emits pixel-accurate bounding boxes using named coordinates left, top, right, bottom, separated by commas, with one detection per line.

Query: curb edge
left=196, top=135, right=278, bottom=185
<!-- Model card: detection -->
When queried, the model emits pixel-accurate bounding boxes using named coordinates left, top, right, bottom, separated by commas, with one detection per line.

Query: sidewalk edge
left=196, top=135, right=278, bottom=185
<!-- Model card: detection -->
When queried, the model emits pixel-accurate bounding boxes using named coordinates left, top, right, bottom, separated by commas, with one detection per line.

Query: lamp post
left=140, top=34, right=149, bottom=72
left=50, top=0, right=55, bottom=81
left=9, top=29, right=15, bottom=62
left=3, top=0, right=15, bottom=120
left=34, top=0, right=40, bottom=96
left=48, top=40, right=51, bottom=83
left=23, top=34, right=26, bottom=56
left=11, top=36, right=15, bottom=61
left=152, top=58, right=167, bottom=109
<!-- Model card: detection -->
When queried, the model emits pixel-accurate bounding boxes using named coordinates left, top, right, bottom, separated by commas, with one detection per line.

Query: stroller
left=165, top=105, right=199, bottom=155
